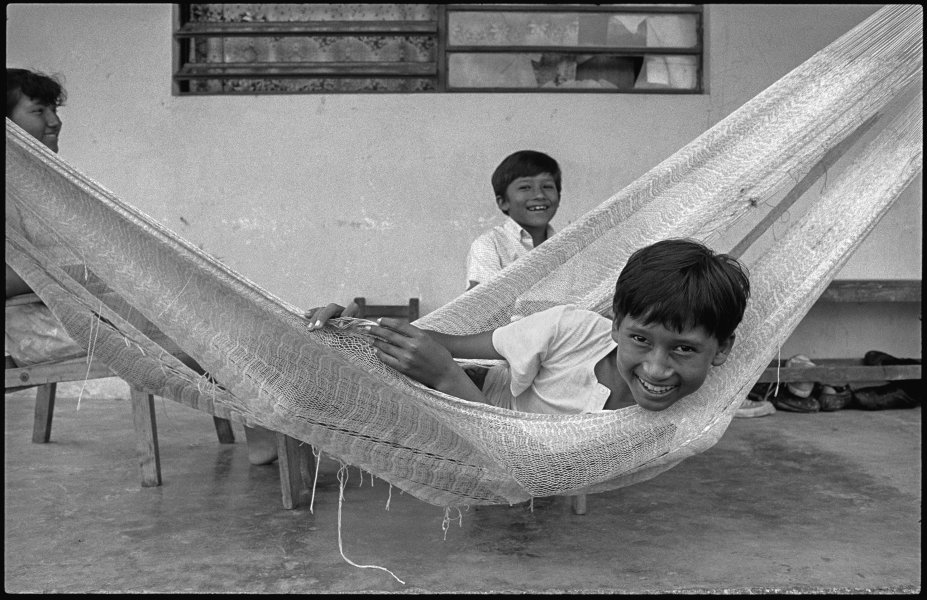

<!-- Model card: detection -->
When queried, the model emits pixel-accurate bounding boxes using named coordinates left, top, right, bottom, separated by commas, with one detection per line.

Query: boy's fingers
left=342, top=301, right=361, bottom=318
left=370, top=337, right=402, bottom=363
left=305, top=303, right=347, bottom=329
left=366, top=324, right=403, bottom=347
left=375, top=317, right=417, bottom=336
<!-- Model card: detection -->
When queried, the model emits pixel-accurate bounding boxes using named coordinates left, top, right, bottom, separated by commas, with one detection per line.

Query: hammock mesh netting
left=5, top=5, right=922, bottom=509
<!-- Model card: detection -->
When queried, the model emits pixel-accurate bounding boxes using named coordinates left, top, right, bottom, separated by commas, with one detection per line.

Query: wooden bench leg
left=212, top=416, right=235, bottom=444
left=129, top=386, right=162, bottom=487
left=31, top=383, right=56, bottom=443
left=571, top=494, right=587, bottom=515
left=276, top=433, right=315, bottom=510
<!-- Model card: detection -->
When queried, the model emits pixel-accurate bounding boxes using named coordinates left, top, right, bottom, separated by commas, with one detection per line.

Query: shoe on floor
left=785, top=354, right=816, bottom=398
left=818, top=384, right=852, bottom=411
left=851, top=383, right=919, bottom=410
left=863, top=350, right=921, bottom=366
left=862, top=351, right=923, bottom=400
left=735, top=397, right=776, bottom=418
left=770, top=385, right=821, bottom=413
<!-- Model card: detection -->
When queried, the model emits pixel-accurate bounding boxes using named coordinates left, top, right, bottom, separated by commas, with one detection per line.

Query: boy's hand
left=365, top=318, right=455, bottom=388
left=365, top=318, right=486, bottom=404
left=304, top=301, right=361, bottom=330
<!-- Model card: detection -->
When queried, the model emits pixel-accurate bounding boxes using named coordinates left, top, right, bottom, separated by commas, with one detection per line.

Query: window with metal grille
left=173, top=4, right=703, bottom=95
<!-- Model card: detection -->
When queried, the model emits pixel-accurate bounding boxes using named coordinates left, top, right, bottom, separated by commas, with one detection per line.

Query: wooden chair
left=5, top=354, right=235, bottom=488
left=6, top=353, right=323, bottom=509
left=4, top=288, right=309, bottom=506
left=352, top=297, right=420, bottom=322
left=270, top=297, right=421, bottom=509
left=5, top=282, right=314, bottom=507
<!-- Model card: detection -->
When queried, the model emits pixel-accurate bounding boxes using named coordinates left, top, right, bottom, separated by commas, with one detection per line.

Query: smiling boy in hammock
left=307, top=238, right=750, bottom=414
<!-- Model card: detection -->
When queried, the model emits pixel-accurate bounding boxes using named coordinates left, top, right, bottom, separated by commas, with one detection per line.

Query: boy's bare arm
left=423, top=328, right=501, bottom=361
left=301, top=304, right=501, bottom=403
left=365, top=318, right=499, bottom=404
left=302, top=302, right=501, bottom=360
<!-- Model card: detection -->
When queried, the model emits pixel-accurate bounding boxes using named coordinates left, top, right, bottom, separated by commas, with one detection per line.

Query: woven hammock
left=5, top=5, right=922, bottom=509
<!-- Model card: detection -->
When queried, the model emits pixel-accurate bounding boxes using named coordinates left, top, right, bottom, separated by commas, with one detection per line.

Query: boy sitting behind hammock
left=306, top=238, right=750, bottom=414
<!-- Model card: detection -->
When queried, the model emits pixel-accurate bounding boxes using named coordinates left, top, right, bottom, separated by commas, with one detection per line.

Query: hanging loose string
left=155, top=272, right=194, bottom=319
left=309, top=446, right=322, bottom=514
left=335, top=464, right=405, bottom=585
left=76, top=299, right=104, bottom=411
left=440, top=506, right=465, bottom=541
left=774, top=347, right=782, bottom=396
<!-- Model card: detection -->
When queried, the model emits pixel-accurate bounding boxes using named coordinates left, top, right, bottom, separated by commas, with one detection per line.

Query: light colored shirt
left=482, top=304, right=617, bottom=415
left=465, top=219, right=555, bottom=287
left=5, top=299, right=84, bottom=366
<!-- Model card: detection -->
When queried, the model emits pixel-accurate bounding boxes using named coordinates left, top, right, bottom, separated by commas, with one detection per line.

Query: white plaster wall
left=6, top=3, right=921, bottom=361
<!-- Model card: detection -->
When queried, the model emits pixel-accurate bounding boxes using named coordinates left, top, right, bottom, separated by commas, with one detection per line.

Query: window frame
left=172, top=4, right=704, bottom=95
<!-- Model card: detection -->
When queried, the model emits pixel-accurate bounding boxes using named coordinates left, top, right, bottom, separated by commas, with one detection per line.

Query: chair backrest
left=352, top=297, right=420, bottom=323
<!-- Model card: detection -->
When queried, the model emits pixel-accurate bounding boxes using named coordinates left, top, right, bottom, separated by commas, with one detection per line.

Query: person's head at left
left=6, top=68, right=66, bottom=153
left=610, top=238, right=751, bottom=411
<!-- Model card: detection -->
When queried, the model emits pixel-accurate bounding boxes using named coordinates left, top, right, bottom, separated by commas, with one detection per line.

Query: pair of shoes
left=818, top=384, right=852, bottom=411
left=735, top=397, right=776, bottom=418
left=850, top=383, right=919, bottom=410
left=785, top=354, right=816, bottom=398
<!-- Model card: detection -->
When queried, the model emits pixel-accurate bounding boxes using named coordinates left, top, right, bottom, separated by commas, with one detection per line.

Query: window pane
left=448, top=53, right=644, bottom=90
left=448, top=12, right=697, bottom=48
left=196, top=35, right=435, bottom=64
left=178, top=4, right=439, bottom=93
left=633, top=55, right=699, bottom=90
left=186, top=77, right=436, bottom=94
left=189, top=3, right=436, bottom=23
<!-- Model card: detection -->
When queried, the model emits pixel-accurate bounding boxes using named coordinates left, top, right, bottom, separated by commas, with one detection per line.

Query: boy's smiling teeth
left=527, top=206, right=548, bottom=211
left=637, top=376, right=676, bottom=395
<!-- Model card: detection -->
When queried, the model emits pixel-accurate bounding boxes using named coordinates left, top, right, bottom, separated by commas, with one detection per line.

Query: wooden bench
left=757, top=279, right=921, bottom=384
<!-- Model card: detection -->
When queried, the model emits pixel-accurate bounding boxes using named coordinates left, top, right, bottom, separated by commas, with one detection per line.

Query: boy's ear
left=496, top=194, right=509, bottom=214
left=711, top=334, right=735, bottom=366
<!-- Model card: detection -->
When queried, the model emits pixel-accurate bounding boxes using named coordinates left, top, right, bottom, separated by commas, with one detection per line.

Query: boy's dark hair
left=6, top=68, right=66, bottom=118
left=612, top=238, right=750, bottom=342
left=491, top=150, right=562, bottom=202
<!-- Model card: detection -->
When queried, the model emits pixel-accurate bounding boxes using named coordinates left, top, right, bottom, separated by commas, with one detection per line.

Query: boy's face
left=10, top=94, right=62, bottom=153
left=610, top=313, right=734, bottom=411
left=496, top=173, right=560, bottom=232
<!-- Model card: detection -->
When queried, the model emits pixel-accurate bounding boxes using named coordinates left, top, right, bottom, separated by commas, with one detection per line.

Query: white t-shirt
left=465, top=218, right=555, bottom=286
left=482, top=304, right=617, bottom=415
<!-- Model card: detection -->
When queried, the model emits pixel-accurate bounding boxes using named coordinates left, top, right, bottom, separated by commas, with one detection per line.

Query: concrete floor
left=4, top=384, right=921, bottom=594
